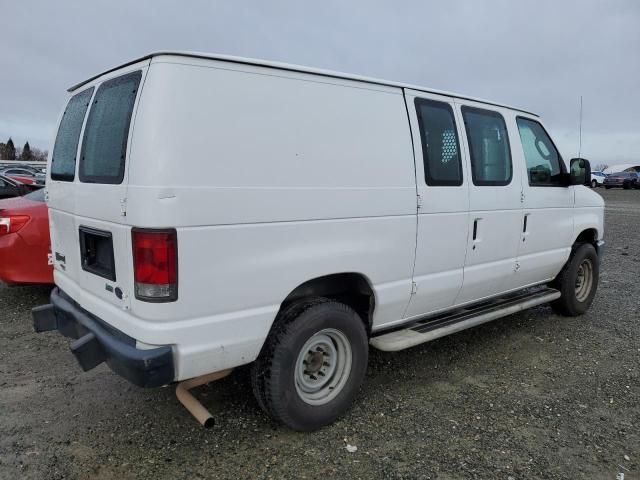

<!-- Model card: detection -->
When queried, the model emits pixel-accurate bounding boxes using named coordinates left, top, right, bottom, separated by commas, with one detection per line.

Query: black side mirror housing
left=569, top=157, right=591, bottom=186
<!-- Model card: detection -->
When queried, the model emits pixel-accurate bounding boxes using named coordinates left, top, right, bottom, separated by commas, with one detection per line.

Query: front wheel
left=251, top=298, right=368, bottom=431
left=551, top=243, right=599, bottom=316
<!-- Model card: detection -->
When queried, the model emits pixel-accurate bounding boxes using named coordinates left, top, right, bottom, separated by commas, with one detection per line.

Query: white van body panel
left=49, top=55, right=418, bottom=379
left=45, top=52, right=605, bottom=382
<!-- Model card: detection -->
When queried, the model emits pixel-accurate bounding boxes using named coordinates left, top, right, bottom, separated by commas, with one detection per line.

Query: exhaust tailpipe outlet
left=175, top=369, right=233, bottom=428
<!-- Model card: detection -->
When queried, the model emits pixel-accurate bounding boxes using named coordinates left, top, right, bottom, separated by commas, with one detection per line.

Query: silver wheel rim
left=575, top=258, right=594, bottom=302
left=295, top=328, right=352, bottom=406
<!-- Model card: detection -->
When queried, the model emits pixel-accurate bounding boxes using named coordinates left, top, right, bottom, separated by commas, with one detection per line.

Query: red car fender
left=0, top=194, right=53, bottom=284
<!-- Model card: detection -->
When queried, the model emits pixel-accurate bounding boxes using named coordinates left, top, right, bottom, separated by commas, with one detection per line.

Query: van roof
left=68, top=51, right=539, bottom=117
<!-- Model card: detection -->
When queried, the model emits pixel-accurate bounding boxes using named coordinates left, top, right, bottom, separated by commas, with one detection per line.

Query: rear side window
left=25, top=188, right=46, bottom=202
left=79, top=71, right=142, bottom=184
left=51, top=88, right=94, bottom=181
left=462, top=107, right=512, bottom=186
left=516, top=117, right=564, bottom=186
left=415, top=99, right=463, bottom=186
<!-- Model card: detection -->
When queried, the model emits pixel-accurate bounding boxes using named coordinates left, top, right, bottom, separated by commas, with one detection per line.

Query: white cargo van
left=34, top=52, right=604, bottom=431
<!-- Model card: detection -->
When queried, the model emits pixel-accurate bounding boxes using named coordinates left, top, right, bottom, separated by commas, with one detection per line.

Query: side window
left=51, top=87, right=94, bottom=181
left=415, top=98, right=463, bottom=186
left=462, top=107, right=512, bottom=186
left=79, top=71, right=142, bottom=184
left=516, top=117, right=564, bottom=186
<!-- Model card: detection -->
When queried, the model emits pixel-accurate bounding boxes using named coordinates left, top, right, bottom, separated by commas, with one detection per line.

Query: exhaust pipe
left=175, top=369, right=233, bottom=428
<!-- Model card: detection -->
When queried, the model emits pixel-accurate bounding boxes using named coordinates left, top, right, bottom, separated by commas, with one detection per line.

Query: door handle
left=472, top=218, right=481, bottom=249
left=522, top=214, right=530, bottom=242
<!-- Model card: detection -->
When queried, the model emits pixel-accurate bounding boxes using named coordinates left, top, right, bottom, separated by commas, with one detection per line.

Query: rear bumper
left=32, top=287, right=174, bottom=387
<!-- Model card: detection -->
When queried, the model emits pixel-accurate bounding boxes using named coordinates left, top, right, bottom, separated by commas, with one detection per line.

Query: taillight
left=132, top=228, right=178, bottom=302
left=0, top=215, right=30, bottom=236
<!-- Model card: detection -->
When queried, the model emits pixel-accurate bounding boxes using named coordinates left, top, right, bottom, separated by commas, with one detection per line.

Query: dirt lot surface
left=1, top=189, right=638, bottom=479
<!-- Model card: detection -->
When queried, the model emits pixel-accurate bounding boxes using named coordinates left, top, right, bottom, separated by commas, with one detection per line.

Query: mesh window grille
left=441, top=130, right=458, bottom=163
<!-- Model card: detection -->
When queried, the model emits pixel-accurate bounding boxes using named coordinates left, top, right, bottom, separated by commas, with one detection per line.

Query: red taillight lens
left=0, top=215, right=30, bottom=236
left=132, top=228, right=178, bottom=302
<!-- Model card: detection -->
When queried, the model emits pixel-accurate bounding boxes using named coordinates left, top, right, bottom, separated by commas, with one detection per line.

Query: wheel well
left=574, top=228, right=598, bottom=247
left=280, top=273, right=375, bottom=335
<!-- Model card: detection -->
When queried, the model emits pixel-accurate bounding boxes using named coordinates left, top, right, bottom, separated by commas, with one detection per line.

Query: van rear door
left=47, top=61, right=149, bottom=310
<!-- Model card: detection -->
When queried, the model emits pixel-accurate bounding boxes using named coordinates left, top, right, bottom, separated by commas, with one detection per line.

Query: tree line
left=0, top=137, right=48, bottom=162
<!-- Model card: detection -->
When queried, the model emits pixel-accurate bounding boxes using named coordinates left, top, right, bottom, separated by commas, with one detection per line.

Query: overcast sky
left=1, top=0, right=639, bottom=166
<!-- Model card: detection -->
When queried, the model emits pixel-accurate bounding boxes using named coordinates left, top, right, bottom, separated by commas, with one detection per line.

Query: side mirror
left=569, top=157, right=591, bottom=186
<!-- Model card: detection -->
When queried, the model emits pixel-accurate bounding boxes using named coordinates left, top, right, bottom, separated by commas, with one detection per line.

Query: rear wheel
left=551, top=243, right=599, bottom=316
left=251, top=298, right=368, bottom=431
left=591, top=179, right=598, bottom=188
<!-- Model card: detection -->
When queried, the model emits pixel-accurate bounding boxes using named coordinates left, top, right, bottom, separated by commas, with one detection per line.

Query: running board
left=370, top=287, right=561, bottom=352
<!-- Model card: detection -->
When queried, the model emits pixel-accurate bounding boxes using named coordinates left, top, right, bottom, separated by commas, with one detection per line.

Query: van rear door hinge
left=120, top=198, right=127, bottom=217
left=520, top=191, right=525, bottom=203
left=417, top=194, right=423, bottom=210
left=411, top=282, right=418, bottom=295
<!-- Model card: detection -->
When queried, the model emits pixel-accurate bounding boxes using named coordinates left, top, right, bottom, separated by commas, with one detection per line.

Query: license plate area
left=79, top=226, right=116, bottom=281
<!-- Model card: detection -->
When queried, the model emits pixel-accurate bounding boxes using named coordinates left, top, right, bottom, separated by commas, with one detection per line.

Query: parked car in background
left=603, top=171, right=639, bottom=189
left=590, top=171, right=607, bottom=188
left=0, top=174, right=33, bottom=199
left=5, top=174, right=35, bottom=185
left=1, top=166, right=46, bottom=185
left=0, top=188, right=53, bottom=285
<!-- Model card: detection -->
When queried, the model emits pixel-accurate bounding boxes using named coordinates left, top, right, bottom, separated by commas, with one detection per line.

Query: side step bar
left=370, top=287, right=561, bottom=352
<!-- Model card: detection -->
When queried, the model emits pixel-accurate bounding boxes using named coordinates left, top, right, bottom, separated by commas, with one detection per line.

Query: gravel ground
left=1, top=189, right=638, bottom=479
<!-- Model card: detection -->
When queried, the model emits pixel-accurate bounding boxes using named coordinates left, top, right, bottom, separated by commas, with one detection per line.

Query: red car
left=6, top=174, right=35, bottom=185
left=0, top=188, right=53, bottom=284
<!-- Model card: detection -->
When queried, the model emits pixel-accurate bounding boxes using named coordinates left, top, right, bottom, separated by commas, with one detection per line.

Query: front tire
left=551, top=243, right=599, bottom=316
left=251, top=298, right=368, bottom=431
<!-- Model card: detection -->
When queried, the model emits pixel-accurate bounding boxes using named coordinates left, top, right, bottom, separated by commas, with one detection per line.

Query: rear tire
left=591, top=180, right=598, bottom=188
left=551, top=243, right=599, bottom=316
left=251, top=298, right=368, bottom=431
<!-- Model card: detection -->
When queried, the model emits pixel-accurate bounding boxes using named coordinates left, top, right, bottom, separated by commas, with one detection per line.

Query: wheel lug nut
left=318, top=371, right=325, bottom=377
left=323, top=362, right=330, bottom=367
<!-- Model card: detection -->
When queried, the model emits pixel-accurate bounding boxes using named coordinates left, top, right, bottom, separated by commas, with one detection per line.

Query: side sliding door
left=403, top=90, right=470, bottom=321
